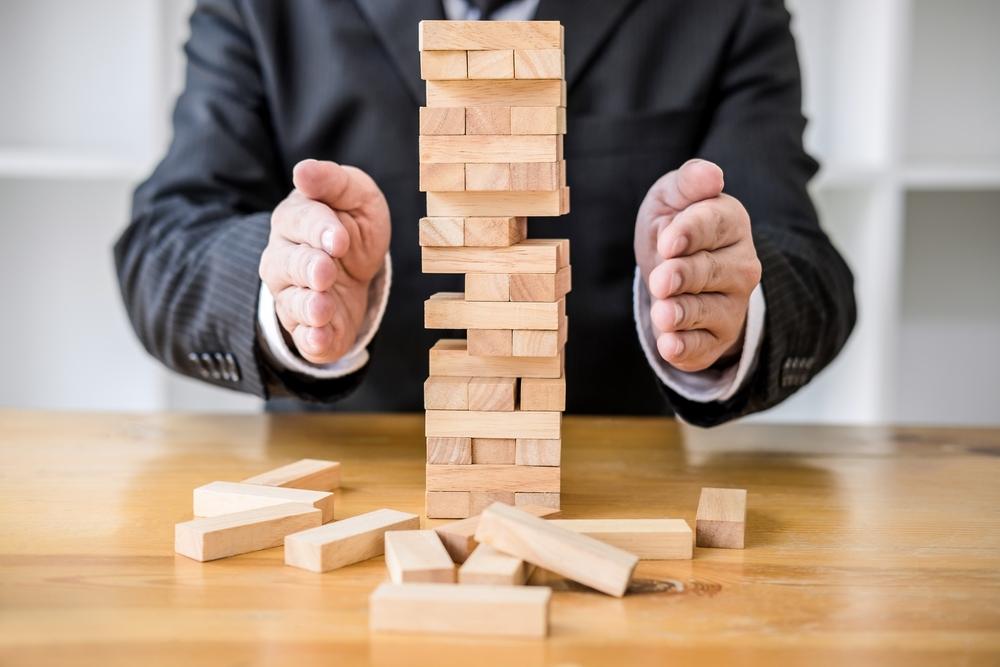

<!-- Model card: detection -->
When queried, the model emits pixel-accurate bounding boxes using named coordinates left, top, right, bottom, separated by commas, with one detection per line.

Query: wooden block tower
left=418, top=20, right=570, bottom=519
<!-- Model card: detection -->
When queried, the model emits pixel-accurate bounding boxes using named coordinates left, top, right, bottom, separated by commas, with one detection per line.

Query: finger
left=648, top=246, right=756, bottom=298
left=275, top=287, right=336, bottom=329
left=657, top=194, right=748, bottom=259
left=649, top=292, right=737, bottom=336
left=656, top=329, right=721, bottom=373
left=272, top=196, right=349, bottom=257
left=259, top=243, right=338, bottom=293
left=293, top=159, right=384, bottom=218
left=291, top=324, right=350, bottom=365
left=648, top=159, right=725, bottom=214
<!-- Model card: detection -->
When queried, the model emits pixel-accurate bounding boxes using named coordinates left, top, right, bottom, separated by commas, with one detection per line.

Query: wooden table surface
left=1, top=410, right=999, bottom=666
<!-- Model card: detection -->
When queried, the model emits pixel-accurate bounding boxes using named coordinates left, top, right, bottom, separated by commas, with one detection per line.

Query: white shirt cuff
left=257, top=252, right=392, bottom=379
left=633, top=268, right=766, bottom=404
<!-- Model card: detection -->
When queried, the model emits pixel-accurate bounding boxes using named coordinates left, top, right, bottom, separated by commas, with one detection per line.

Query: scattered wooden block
left=423, top=375, right=470, bottom=410
left=513, top=49, right=564, bottom=79
left=426, top=80, right=565, bottom=108
left=520, top=376, right=566, bottom=411
left=384, top=530, right=456, bottom=583
left=510, top=265, right=571, bottom=301
left=420, top=106, right=466, bottom=135
left=465, top=163, right=511, bottom=191
left=419, top=20, right=563, bottom=51
left=512, top=327, right=566, bottom=357
left=465, top=107, right=511, bottom=135
left=515, top=492, right=560, bottom=511
left=511, top=161, right=563, bottom=191
left=419, top=163, right=465, bottom=191
left=511, top=106, right=566, bottom=134
left=467, top=49, right=514, bottom=79
left=418, top=216, right=464, bottom=247
left=193, top=481, right=334, bottom=523
left=425, top=410, right=560, bottom=440
left=242, top=459, right=340, bottom=491
left=175, top=502, right=321, bottom=562
left=465, top=272, right=511, bottom=301
left=427, top=188, right=569, bottom=217
left=474, top=503, right=638, bottom=597
left=426, top=437, right=473, bottom=464
left=426, top=491, right=471, bottom=519
left=369, top=582, right=551, bottom=638
left=425, top=463, right=560, bottom=493
left=434, top=504, right=561, bottom=562
left=284, top=508, right=420, bottom=573
left=469, top=491, right=515, bottom=516
left=464, top=216, right=526, bottom=247
left=423, top=239, right=569, bottom=275
left=467, top=329, right=513, bottom=356
left=550, top=519, right=693, bottom=560
left=515, top=439, right=560, bottom=466
left=430, top=339, right=562, bottom=379
left=425, top=292, right=562, bottom=330
left=420, top=50, right=468, bottom=80
left=471, top=437, right=516, bottom=463
left=419, top=135, right=558, bottom=164
left=459, top=544, right=528, bottom=585
left=696, top=488, right=747, bottom=549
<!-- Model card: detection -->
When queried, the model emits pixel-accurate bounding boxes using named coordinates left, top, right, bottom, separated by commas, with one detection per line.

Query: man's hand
left=260, top=159, right=391, bottom=364
left=634, top=159, right=762, bottom=373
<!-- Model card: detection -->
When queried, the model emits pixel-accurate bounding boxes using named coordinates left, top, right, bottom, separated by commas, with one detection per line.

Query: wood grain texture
left=418, top=217, right=464, bottom=247
left=510, top=265, right=571, bottom=301
left=510, top=161, right=563, bottom=191
left=384, top=530, right=455, bottom=584
left=515, top=491, right=561, bottom=510
left=515, top=439, right=560, bottom=466
left=242, top=459, right=341, bottom=491
left=192, top=481, right=334, bottom=523
left=419, top=50, right=467, bottom=80
left=459, top=544, right=528, bottom=585
left=419, top=106, right=465, bottom=135
left=426, top=437, right=472, bottom=465
left=429, top=339, right=562, bottom=378
left=696, top=487, right=747, bottom=549
left=513, top=49, right=564, bottom=79
left=467, top=50, right=514, bottom=79
left=467, top=329, right=513, bottom=357
left=426, top=464, right=560, bottom=493
left=425, top=410, right=561, bottom=440
left=284, top=509, right=420, bottom=573
left=419, top=20, right=563, bottom=51
left=465, top=273, right=510, bottom=301
left=511, top=106, right=566, bottom=134
left=426, top=80, right=565, bottom=108
left=423, top=239, right=569, bottom=275
left=463, top=216, right=526, bottom=247
left=468, top=379, right=517, bottom=412
left=426, top=491, right=471, bottom=519
left=175, top=503, right=322, bottom=562
left=427, top=187, right=569, bottom=217
left=550, top=519, right=693, bottom=560
left=423, top=376, right=470, bottom=410
left=520, top=376, right=566, bottom=411
left=419, top=163, right=465, bottom=191
left=425, top=292, right=561, bottom=331
left=472, top=438, right=516, bottom=464
left=465, top=107, right=511, bottom=135
left=464, top=163, right=511, bottom=191
left=469, top=491, right=516, bottom=516
left=511, top=327, right=566, bottom=358
left=420, top=135, right=558, bottom=164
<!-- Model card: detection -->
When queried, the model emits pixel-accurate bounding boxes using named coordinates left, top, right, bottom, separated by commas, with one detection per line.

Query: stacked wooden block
left=419, top=20, right=570, bottom=519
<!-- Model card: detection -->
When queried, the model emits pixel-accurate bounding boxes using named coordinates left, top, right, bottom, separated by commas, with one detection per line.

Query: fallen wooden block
left=459, top=544, right=528, bottom=585
left=193, top=481, right=334, bottom=523
left=427, top=188, right=569, bottom=217
left=510, top=266, right=572, bottom=301
left=466, top=107, right=511, bottom=135
left=520, top=377, right=566, bottom=411
left=430, top=339, right=562, bottom=379
left=475, top=503, right=638, bottom=597
left=425, top=409, right=560, bottom=440
left=426, top=463, right=560, bottom=493
left=426, top=491, right=471, bottom=519
left=419, top=106, right=465, bottom=135
left=175, top=502, right=321, bottom=562
left=468, top=378, right=517, bottom=412
left=515, top=439, right=560, bottom=466
left=696, top=487, right=747, bottom=549
left=426, top=79, right=565, bottom=108
left=418, top=216, right=464, bottom=247
left=424, top=292, right=563, bottom=330
left=511, top=106, right=566, bottom=134
left=426, top=437, right=472, bottom=465
left=384, top=530, right=456, bottom=583
left=284, top=508, right=420, bottom=573
left=423, top=239, right=569, bottom=275
left=465, top=273, right=511, bottom=301
left=242, top=459, right=341, bottom=491
left=419, top=49, right=467, bottom=80
left=423, top=375, right=470, bottom=410
left=369, top=582, right=551, bottom=638
left=463, top=216, right=526, bottom=247
left=472, top=437, right=516, bottom=464
left=467, top=328, right=513, bottom=356
left=419, top=20, right=563, bottom=51
left=434, top=504, right=560, bottom=562
left=513, top=49, right=564, bottom=79
left=467, top=49, right=514, bottom=79
left=419, top=135, right=559, bottom=164
left=550, top=519, right=693, bottom=560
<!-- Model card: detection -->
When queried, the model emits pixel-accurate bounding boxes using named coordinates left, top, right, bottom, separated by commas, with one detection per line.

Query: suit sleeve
left=658, top=0, right=857, bottom=426
left=113, top=0, right=367, bottom=403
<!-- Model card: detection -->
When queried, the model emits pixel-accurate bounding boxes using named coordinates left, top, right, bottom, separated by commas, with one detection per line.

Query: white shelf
left=902, top=162, right=1000, bottom=190
left=0, top=148, right=149, bottom=181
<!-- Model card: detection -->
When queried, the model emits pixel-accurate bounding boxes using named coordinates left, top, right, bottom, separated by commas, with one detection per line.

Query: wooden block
left=425, top=292, right=562, bottom=330
left=474, top=503, right=638, bottom=597
left=284, top=508, right=420, bottom=572
left=426, top=437, right=473, bottom=464
left=369, top=582, right=551, bottom=638
left=459, top=544, right=527, bottom=585
left=426, top=464, right=560, bottom=493
left=426, top=80, right=565, bottom=108
left=512, top=327, right=566, bottom=358
left=423, top=239, right=569, bottom=275
left=510, top=265, right=571, bottom=301
left=384, top=530, right=456, bottom=583
left=242, top=459, right=340, bottom=491
left=419, top=163, right=465, bottom=191
left=426, top=410, right=560, bottom=440
left=427, top=188, right=569, bottom=217
left=423, top=375, right=470, bottom=410
left=465, top=273, right=510, bottom=301
left=193, top=481, right=334, bottom=523
left=419, top=20, right=563, bottom=51
left=511, top=161, right=563, bottom=191
left=464, top=163, right=510, bottom=191
left=427, top=491, right=471, bottom=519
left=511, top=106, right=566, bottom=134
left=467, top=329, right=512, bottom=357
left=467, top=50, right=514, bottom=79
left=515, top=439, right=560, bottom=466
left=520, top=377, right=566, bottom=411
left=419, top=106, right=466, bottom=135
left=419, top=135, right=558, bottom=164
left=464, top=216, right=526, bottom=246
left=429, top=339, right=562, bottom=379
left=465, top=107, right=511, bottom=135
left=418, top=216, right=464, bottom=247
left=550, top=519, right=693, bottom=560
left=469, top=491, right=515, bottom=516
left=472, top=437, right=516, bottom=463
left=514, top=49, right=564, bottom=79
left=696, top=487, right=747, bottom=549
left=420, top=50, right=467, bottom=80
left=434, top=504, right=560, bottom=563
left=175, top=503, right=322, bottom=562
left=515, top=492, right=560, bottom=511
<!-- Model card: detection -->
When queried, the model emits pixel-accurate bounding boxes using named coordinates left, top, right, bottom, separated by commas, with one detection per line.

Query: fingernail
left=670, top=272, right=682, bottom=294
left=321, top=229, right=335, bottom=255
left=671, top=236, right=688, bottom=257
left=673, top=302, right=684, bottom=327
left=673, top=337, right=685, bottom=357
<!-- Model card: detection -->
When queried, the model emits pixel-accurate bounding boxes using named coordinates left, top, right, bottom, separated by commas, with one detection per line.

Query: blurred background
left=0, top=0, right=997, bottom=424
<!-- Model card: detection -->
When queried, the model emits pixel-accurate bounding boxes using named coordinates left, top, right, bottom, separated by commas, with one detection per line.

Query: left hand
left=634, top=159, right=762, bottom=372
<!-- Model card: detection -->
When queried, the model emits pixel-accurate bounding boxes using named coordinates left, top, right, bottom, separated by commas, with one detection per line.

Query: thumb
left=650, top=159, right=725, bottom=213
left=292, top=159, right=383, bottom=215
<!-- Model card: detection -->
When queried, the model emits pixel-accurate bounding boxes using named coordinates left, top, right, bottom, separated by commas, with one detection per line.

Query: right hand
left=260, top=159, right=391, bottom=364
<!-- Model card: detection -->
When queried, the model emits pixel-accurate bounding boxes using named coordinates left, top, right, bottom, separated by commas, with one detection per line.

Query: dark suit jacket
left=114, top=0, right=856, bottom=426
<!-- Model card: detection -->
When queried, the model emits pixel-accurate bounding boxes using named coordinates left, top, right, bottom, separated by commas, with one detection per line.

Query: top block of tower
left=420, top=21, right=562, bottom=51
